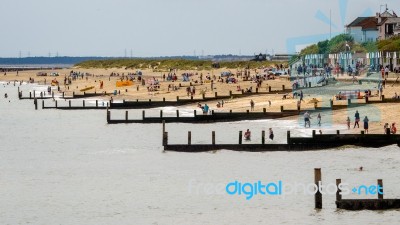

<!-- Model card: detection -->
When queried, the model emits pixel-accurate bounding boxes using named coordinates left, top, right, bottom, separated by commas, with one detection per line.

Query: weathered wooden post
left=188, top=131, right=191, bottom=145
left=347, top=99, right=351, bottom=106
left=239, top=131, right=243, bottom=144
left=381, top=95, right=385, bottom=101
left=176, top=96, right=179, bottom=102
left=163, top=97, right=165, bottom=102
left=42, top=100, right=44, bottom=109
left=149, top=99, right=152, bottom=103
left=194, top=110, right=197, bottom=117
left=72, top=92, right=75, bottom=98
left=262, top=130, right=265, bottom=144
left=69, top=100, right=71, bottom=108
left=378, top=179, right=383, bottom=200
left=282, top=85, right=285, bottom=91
left=229, top=90, right=232, bottom=97
left=308, top=82, right=311, bottom=88
left=287, top=131, right=290, bottom=145
left=163, top=132, right=168, bottom=146
left=337, top=130, right=340, bottom=135
left=52, top=91, right=54, bottom=98
left=106, top=108, right=110, bottom=122
left=215, top=92, right=218, bottom=98
left=160, top=110, right=163, bottom=118
left=312, top=130, right=316, bottom=138
left=386, top=128, right=391, bottom=135
left=268, top=86, right=272, bottom=92
left=280, top=106, right=283, bottom=112
left=125, top=111, right=128, bottom=121
left=361, top=131, right=365, bottom=135
left=246, top=110, right=249, bottom=114
left=29, top=92, right=32, bottom=99
left=62, top=92, right=65, bottom=98
left=202, top=93, right=205, bottom=99
left=230, top=110, right=232, bottom=114
left=330, top=99, right=333, bottom=108
left=96, top=100, right=98, bottom=108
left=83, top=100, right=85, bottom=108
left=33, top=91, right=35, bottom=98
left=263, top=108, right=266, bottom=114
left=315, top=168, right=322, bottom=209
left=212, top=131, right=215, bottom=145
left=176, top=110, right=179, bottom=118
left=55, top=100, right=58, bottom=108
left=34, top=98, right=37, bottom=110
left=256, top=88, right=258, bottom=93
left=142, top=110, right=145, bottom=119
left=162, top=120, right=165, bottom=135
left=336, top=179, right=342, bottom=202
left=365, top=96, right=369, bottom=103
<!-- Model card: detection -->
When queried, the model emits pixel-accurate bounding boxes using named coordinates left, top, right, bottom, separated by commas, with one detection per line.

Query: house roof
left=347, top=17, right=378, bottom=30
left=377, top=17, right=400, bottom=26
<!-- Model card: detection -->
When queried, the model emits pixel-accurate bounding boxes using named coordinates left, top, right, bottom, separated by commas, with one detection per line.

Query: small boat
left=80, top=86, right=94, bottom=92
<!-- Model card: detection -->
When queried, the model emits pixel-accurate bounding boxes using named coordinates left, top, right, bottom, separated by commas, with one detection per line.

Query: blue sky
left=1, top=0, right=399, bottom=57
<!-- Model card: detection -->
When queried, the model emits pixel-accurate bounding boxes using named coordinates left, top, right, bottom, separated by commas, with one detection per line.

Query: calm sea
left=0, top=82, right=399, bottom=225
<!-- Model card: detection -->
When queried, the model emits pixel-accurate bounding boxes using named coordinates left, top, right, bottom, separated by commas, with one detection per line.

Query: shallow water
left=0, top=82, right=399, bottom=225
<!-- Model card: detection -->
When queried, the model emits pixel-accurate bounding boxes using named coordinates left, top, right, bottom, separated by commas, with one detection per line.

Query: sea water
left=0, top=82, right=399, bottom=225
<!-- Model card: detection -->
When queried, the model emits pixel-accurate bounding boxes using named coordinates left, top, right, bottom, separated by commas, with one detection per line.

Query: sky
left=1, top=0, right=400, bottom=57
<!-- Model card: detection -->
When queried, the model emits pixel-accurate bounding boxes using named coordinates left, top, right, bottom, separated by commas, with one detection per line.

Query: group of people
left=303, top=112, right=321, bottom=127
left=244, top=128, right=274, bottom=141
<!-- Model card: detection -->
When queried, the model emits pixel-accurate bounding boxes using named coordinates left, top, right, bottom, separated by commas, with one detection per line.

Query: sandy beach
left=1, top=67, right=400, bottom=134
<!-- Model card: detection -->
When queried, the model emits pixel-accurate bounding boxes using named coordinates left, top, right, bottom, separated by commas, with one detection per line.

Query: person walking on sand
left=300, top=90, right=304, bottom=102
left=269, top=128, right=274, bottom=140
left=363, top=116, right=369, bottom=134
left=244, top=129, right=251, bottom=141
left=250, top=99, right=255, bottom=111
left=317, top=113, right=321, bottom=126
left=391, top=123, right=397, bottom=134
left=354, top=110, right=360, bottom=128
left=346, top=116, right=351, bottom=129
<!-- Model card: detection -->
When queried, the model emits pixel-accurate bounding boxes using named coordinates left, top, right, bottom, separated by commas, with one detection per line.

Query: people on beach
left=269, top=128, right=274, bottom=140
left=363, top=116, right=369, bottom=134
left=300, top=90, right=304, bottom=102
left=203, top=104, right=209, bottom=115
left=317, top=113, right=321, bottom=126
left=250, top=99, right=255, bottom=111
left=304, top=111, right=311, bottom=128
left=244, top=129, right=251, bottom=141
left=268, top=100, right=271, bottom=107
left=354, top=110, right=360, bottom=128
left=346, top=116, right=351, bottom=129
left=391, top=123, right=397, bottom=134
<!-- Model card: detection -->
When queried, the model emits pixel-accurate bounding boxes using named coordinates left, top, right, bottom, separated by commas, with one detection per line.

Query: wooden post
left=162, top=120, right=165, bottom=135
left=256, top=88, right=258, bottom=93
left=202, top=93, right=205, bottom=99
left=263, top=108, right=266, bottom=114
left=96, top=100, right=98, bottom=108
left=188, top=131, right=191, bottom=145
left=229, top=90, right=232, bottom=96
left=125, top=111, right=128, bottom=121
left=176, top=110, right=179, bottom=118
left=239, top=131, right=242, bottom=144
left=163, top=132, right=168, bottom=146
left=176, top=96, right=179, bottom=102
left=246, top=110, right=249, bottom=114
left=34, top=98, right=37, bottom=110
left=215, top=92, right=217, bottom=98
left=378, top=179, right=383, bottom=200
left=337, top=130, right=340, bottom=135
left=194, top=110, right=197, bottom=117
left=336, top=179, right=342, bottom=202
left=212, top=131, right=215, bottom=145
left=142, top=110, right=145, bottom=119
left=268, top=86, right=272, bottom=92
left=42, top=100, right=44, bottom=109
left=381, top=95, right=385, bottom=101
left=262, top=130, right=265, bottom=144
left=330, top=99, right=333, bottom=108
left=29, top=92, right=32, bottom=99
left=106, top=108, right=110, bottom=122
left=62, top=92, right=65, bottom=98
left=386, top=128, right=391, bottom=135
left=83, top=100, right=85, bottom=108
left=163, top=97, right=165, bottom=102
left=160, top=110, right=163, bottom=118
left=69, top=100, right=71, bottom=108
left=314, top=168, right=322, bottom=209
left=361, top=131, right=365, bottom=135
left=33, top=91, right=35, bottom=98
left=312, top=130, right=316, bottom=138
left=287, top=131, right=290, bottom=145
left=52, top=91, right=54, bottom=98
left=280, top=106, right=283, bottom=112
left=347, top=99, right=351, bottom=105
left=308, top=82, right=311, bottom=88
left=72, top=92, right=75, bottom=98
left=282, top=85, right=285, bottom=91
left=366, top=96, right=369, bottom=103
left=149, top=99, right=152, bottom=103
left=55, top=100, right=58, bottom=108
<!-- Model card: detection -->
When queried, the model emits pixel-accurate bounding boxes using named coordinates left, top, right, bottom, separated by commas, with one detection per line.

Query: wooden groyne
left=109, top=85, right=291, bottom=109
left=18, top=90, right=107, bottom=100
left=162, top=128, right=400, bottom=152
left=314, top=169, right=400, bottom=210
left=41, top=100, right=108, bottom=110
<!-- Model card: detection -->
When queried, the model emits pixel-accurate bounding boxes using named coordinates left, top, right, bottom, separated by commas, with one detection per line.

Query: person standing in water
left=317, top=113, right=321, bottom=126
left=346, top=116, right=351, bottom=129
left=269, top=128, right=274, bottom=140
left=250, top=99, right=255, bottom=111
left=363, top=116, right=369, bottom=134
left=354, top=110, right=360, bottom=128
left=244, top=129, right=251, bottom=141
